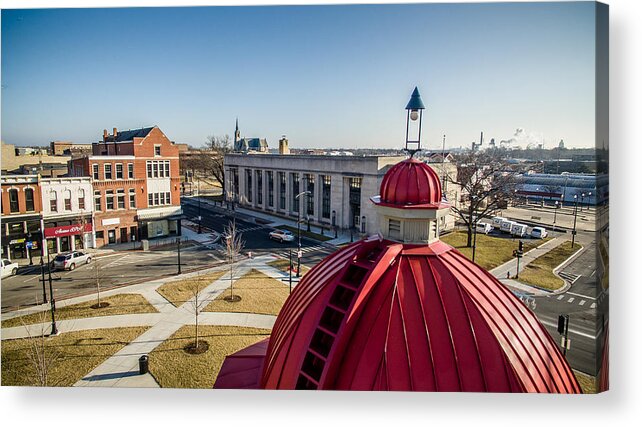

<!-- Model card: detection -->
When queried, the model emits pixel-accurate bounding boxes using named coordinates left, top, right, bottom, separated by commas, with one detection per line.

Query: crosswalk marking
left=579, top=300, right=586, bottom=306
left=274, top=245, right=328, bottom=258
left=567, top=297, right=575, bottom=303
left=557, top=295, right=565, bottom=300
left=590, top=303, right=596, bottom=309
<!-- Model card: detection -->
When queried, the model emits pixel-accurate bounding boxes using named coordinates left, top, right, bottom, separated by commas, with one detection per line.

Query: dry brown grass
left=203, top=269, right=289, bottom=315
left=156, top=271, right=226, bottom=307
left=2, top=294, right=157, bottom=328
left=1, top=327, right=149, bottom=386
left=267, top=258, right=310, bottom=276
left=518, top=241, right=582, bottom=291
left=574, top=370, right=597, bottom=394
left=148, top=325, right=270, bottom=389
left=441, top=231, right=549, bottom=271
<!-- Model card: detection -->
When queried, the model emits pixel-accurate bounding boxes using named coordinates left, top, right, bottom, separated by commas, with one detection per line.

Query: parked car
left=269, top=229, right=295, bottom=243
left=475, top=222, right=493, bottom=234
left=52, top=251, right=92, bottom=271
left=1, top=259, right=19, bottom=278
left=531, top=227, right=548, bottom=239
left=510, top=223, right=529, bottom=237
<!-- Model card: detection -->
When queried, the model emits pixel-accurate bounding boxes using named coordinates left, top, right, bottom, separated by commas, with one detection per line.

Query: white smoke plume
left=499, top=128, right=545, bottom=148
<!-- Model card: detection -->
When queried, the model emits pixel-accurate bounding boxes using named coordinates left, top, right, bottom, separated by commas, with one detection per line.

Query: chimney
left=103, top=129, right=108, bottom=141
left=279, top=135, right=290, bottom=155
left=113, top=127, right=118, bottom=138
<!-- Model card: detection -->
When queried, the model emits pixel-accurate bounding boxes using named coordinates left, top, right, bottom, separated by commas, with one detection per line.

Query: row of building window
left=93, top=189, right=136, bottom=211
left=147, top=161, right=171, bottom=178
left=148, top=192, right=172, bottom=207
left=92, top=163, right=135, bottom=180
left=48, top=189, right=86, bottom=213
left=7, top=188, right=36, bottom=213
left=231, top=169, right=334, bottom=219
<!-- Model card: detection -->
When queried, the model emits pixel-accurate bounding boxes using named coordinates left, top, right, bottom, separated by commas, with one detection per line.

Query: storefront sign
left=102, top=218, right=121, bottom=226
left=44, top=223, right=93, bottom=238
left=9, top=238, right=25, bottom=245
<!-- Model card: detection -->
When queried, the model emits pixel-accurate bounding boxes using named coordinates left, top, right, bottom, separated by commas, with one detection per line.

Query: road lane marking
left=539, top=319, right=597, bottom=340
left=566, top=292, right=596, bottom=301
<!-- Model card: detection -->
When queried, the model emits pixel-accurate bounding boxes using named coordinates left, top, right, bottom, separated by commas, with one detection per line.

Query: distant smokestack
left=113, top=127, right=118, bottom=138
left=103, top=129, right=108, bottom=141
left=279, top=135, right=290, bottom=155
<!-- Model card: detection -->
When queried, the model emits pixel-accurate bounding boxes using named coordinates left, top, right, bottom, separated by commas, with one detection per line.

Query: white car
left=269, top=229, right=295, bottom=243
left=531, top=227, right=548, bottom=239
left=1, top=259, right=19, bottom=279
left=52, top=251, right=92, bottom=271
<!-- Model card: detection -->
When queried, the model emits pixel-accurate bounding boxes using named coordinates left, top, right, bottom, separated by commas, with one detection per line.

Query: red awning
left=44, top=223, right=93, bottom=239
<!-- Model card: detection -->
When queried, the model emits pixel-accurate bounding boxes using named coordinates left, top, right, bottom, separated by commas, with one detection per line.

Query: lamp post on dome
left=404, top=87, right=426, bottom=157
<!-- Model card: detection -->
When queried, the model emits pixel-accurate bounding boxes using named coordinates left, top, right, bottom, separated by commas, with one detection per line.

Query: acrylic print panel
left=0, top=1, right=608, bottom=393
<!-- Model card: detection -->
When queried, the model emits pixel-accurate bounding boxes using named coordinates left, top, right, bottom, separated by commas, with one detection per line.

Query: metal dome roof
left=255, top=236, right=580, bottom=392
left=377, top=158, right=445, bottom=209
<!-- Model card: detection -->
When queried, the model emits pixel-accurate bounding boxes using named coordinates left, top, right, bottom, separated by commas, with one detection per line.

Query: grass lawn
left=148, top=325, right=270, bottom=388
left=2, top=294, right=158, bottom=328
left=518, top=241, right=581, bottom=291
left=156, top=271, right=226, bottom=307
left=574, top=370, right=597, bottom=394
left=1, top=326, right=149, bottom=386
left=267, top=258, right=311, bottom=276
left=441, top=231, right=548, bottom=271
left=276, top=224, right=333, bottom=242
left=203, top=269, right=289, bottom=315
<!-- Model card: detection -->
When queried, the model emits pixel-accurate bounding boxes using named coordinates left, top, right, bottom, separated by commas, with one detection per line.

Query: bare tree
left=447, top=151, right=519, bottom=247
left=187, top=277, right=209, bottom=352
left=223, top=220, right=244, bottom=302
left=204, top=134, right=231, bottom=189
left=74, top=210, right=88, bottom=250
left=20, top=306, right=63, bottom=386
left=91, top=256, right=108, bottom=309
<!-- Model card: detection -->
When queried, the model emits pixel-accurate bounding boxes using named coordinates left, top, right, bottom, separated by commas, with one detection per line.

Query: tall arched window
left=25, top=188, right=35, bottom=212
left=78, top=189, right=86, bottom=210
left=64, top=190, right=72, bottom=210
left=50, top=191, right=58, bottom=212
left=8, top=189, right=19, bottom=213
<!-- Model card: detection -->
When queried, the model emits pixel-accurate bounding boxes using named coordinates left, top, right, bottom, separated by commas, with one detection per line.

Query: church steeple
left=234, top=118, right=240, bottom=150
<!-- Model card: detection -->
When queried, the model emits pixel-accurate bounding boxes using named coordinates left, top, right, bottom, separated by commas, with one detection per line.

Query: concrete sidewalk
left=490, top=236, right=568, bottom=295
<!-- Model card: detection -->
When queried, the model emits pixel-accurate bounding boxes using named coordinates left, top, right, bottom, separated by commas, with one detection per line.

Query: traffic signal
left=518, top=240, right=524, bottom=252
left=557, top=314, right=568, bottom=334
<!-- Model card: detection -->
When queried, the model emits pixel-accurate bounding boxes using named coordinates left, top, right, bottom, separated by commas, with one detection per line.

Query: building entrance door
left=120, top=228, right=128, bottom=243
left=108, top=230, right=116, bottom=244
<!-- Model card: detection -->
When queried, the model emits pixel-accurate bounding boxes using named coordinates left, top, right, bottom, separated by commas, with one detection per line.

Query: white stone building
left=224, top=153, right=455, bottom=235
left=40, top=177, right=95, bottom=255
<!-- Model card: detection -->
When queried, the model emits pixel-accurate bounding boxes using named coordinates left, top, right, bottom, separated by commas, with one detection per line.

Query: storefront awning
left=137, top=206, right=183, bottom=221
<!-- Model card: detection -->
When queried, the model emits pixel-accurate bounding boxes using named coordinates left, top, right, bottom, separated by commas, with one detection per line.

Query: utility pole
left=289, top=249, right=293, bottom=294
left=39, top=256, right=48, bottom=304
left=177, top=237, right=182, bottom=275
left=197, top=177, right=202, bottom=234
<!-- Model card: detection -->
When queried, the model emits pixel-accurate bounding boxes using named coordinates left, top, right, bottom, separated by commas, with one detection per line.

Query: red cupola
left=213, top=87, right=581, bottom=393
left=379, top=158, right=443, bottom=208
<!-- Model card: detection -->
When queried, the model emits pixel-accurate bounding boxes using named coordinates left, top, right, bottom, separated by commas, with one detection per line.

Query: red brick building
left=1, top=175, right=42, bottom=261
left=70, top=126, right=182, bottom=247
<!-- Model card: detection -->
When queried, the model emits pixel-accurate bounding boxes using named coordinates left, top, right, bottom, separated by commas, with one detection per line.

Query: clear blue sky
left=1, top=2, right=596, bottom=149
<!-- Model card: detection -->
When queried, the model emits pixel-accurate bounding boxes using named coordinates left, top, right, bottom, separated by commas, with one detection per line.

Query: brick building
left=70, top=126, right=182, bottom=247
left=1, top=175, right=42, bottom=262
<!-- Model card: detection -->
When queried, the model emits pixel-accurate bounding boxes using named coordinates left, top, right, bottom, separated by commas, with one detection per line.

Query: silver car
left=269, top=229, right=295, bottom=243
left=52, top=251, right=92, bottom=271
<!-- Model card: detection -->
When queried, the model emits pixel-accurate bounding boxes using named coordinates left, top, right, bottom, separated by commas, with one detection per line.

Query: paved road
left=181, top=200, right=338, bottom=265
left=528, top=232, right=607, bottom=376
left=1, top=246, right=223, bottom=312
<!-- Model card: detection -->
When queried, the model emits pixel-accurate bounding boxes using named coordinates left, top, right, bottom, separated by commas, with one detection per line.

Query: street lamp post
left=46, top=251, right=58, bottom=335
left=332, top=210, right=337, bottom=238
left=197, top=177, right=202, bottom=234
left=295, top=190, right=311, bottom=278
left=553, top=200, right=559, bottom=231
left=580, top=192, right=586, bottom=212
left=289, top=249, right=293, bottom=294
left=472, top=214, right=478, bottom=263
left=571, top=195, right=578, bottom=248
left=39, top=256, right=48, bottom=304
left=176, top=237, right=182, bottom=275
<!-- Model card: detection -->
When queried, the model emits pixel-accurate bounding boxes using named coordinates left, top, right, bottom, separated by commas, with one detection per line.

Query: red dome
left=379, top=158, right=443, bottom=208
left=257, top=237, right=581, bottom=392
